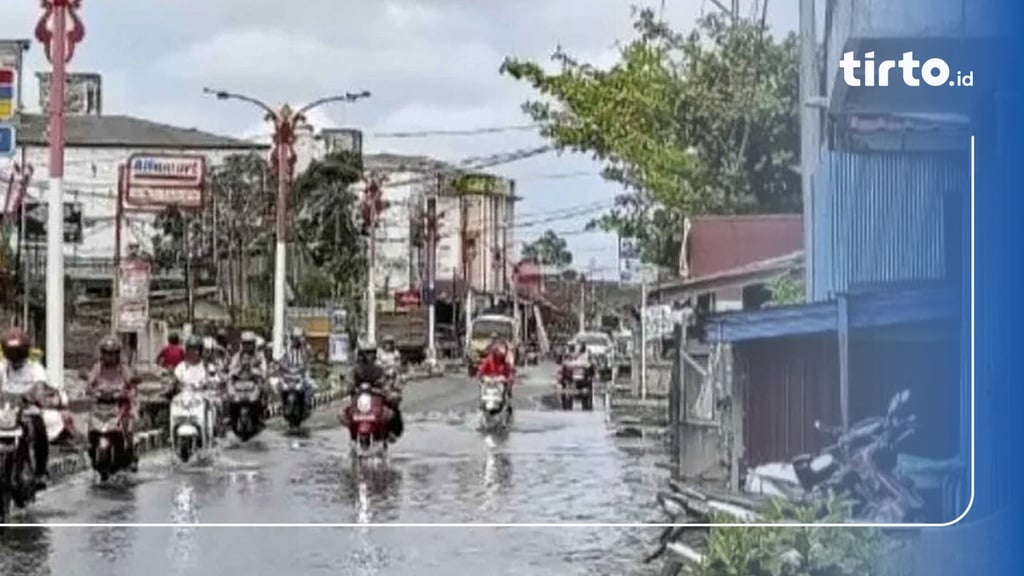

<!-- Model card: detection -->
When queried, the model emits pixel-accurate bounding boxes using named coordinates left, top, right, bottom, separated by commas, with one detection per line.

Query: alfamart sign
left=125, top=154, right=206, bottom=210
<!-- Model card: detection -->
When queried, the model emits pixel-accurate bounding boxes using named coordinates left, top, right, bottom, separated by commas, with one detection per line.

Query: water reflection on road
left=1, top=389, right=666, bottom=576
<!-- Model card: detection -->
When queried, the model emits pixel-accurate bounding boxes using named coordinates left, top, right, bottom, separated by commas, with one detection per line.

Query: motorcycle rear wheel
left=0, top=454, right=13, bottom=523
left=178, top=438, right=194, bottom=463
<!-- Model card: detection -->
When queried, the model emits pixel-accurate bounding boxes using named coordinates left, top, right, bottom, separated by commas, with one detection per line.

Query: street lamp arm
left=202, top=87, right=277, bottom=119
left=296, top=91, right=372, bottom=117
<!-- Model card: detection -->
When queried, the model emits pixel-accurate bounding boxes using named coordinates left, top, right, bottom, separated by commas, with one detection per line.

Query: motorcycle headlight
left=0, top=408, right=18, bottom=430
left=356, top=394, right=373, bottom=414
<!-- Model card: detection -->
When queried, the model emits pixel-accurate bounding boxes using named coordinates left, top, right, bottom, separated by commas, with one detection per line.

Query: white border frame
left=2, top=138, right=976, bottom=529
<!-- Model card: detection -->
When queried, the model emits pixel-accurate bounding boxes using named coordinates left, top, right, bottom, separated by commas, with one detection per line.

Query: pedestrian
left=156, top=332, right=186, bottom=370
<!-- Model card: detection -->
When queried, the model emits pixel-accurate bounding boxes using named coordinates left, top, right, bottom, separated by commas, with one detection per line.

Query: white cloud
left=0, top=0, right=801, bottom=276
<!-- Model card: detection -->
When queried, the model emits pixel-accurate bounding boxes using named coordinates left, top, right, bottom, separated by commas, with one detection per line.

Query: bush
left=701, top=496, right=884, bottom=576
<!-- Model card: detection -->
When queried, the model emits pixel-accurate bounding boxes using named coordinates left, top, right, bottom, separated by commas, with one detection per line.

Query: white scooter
left=169, top=368, right=218, bottom=464
left=479, top=376, right=511, bottom=432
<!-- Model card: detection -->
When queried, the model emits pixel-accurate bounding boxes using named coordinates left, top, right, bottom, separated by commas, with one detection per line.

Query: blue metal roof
left=706, top=284, right=959, bottom=343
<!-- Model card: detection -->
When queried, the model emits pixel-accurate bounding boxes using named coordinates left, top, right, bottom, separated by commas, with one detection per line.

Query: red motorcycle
left=344, top=382, right=390, bottom=461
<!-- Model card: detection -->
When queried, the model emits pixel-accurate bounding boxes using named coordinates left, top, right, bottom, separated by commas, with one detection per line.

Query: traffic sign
left=0, top=67, right=15, bottom=121
left=0, top=125, right=14, bottom=158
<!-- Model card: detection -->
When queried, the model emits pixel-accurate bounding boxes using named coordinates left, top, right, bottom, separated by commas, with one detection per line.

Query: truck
left=377, top=309, right=429, bottom=364
left=466, top=313, right=517, bottom=376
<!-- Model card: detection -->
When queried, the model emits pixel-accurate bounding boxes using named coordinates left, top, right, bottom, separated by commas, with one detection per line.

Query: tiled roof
left=685, top=214, right=803, bottom=279
left=15, top=113, right=266, bottom=150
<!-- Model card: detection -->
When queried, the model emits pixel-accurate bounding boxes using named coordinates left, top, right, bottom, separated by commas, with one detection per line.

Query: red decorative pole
left=36, top=0, right=85, bottom=385
left=203, top=88, right=370, bottom=358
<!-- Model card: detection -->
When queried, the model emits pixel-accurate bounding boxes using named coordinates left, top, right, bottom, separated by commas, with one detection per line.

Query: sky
left=1, top=0, right=800, bottom=278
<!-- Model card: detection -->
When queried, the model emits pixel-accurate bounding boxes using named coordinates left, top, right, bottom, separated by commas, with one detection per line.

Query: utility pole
left=204, top=87, right=370, bottom=358
left=578, top=274, right=586, bottom=332
left=5, top=156, right=33, bottom=329
left=362, top=173, right=386, bottom=344
left=36, top=0, right=86, bottom=385
left=111, top=165, right=124, bottom=331
left=799, top=0, right=819, bottom=294
left=425, top=180, right=439, bottom=369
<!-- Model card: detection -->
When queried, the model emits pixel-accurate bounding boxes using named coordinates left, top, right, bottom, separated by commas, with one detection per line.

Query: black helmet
left=185, top=335, right=204, bottom=351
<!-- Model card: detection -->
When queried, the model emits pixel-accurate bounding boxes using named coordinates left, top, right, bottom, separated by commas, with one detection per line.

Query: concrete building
left=292, top=132, right=518, bottom=303
left=0, top=68, right=266, bottom=364
left=1, top=71, right=266, bottom=268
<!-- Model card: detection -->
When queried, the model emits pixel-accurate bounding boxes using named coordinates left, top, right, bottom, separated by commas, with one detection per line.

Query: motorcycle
left=744, top=389, right=925, bottom=522
left=88, top=390, right=133, bottom=481
left=169, top=379, right=217, bottom=464
left=278, top=364, right=309, bottom=430
left=0, top=386, right=49, bottom=522
left=559, top=360, right=595, bottom=411
left=344, top=382, right=390, bottom=462
left=226, top=370, right=264, bottom=442
left=479, top=375, right=511, bottom=431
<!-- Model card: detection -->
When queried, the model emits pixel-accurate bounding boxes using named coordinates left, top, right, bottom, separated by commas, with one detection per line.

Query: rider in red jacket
left=478, top=342, right=515, bottom=386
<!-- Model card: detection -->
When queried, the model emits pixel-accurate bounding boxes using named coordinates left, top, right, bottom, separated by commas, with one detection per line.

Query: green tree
left=292, top=150, right=366, bottom=304
left=501, top=8, right=801, bottom=268
left=765, top=270, right=805, bottom=307
left=522, top=229, right=573, bottom=268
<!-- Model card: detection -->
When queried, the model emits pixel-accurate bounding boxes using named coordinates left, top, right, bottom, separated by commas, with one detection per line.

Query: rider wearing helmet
left=230, top=330, right=271, bottom=415
left=350, top=340, right=403, bottom=442
left=229, top=331, right=267, bottom=378
left=0, top=328, right=64, bottom=487
left=279, top=326, right=315, bottom=409
left=378, top=335, right=400, bottom=368
left=85, top=336, right=139, bottom=472
left=477, top=340, right=515, bottom=404
left=173, top=335, right=210, bottom=393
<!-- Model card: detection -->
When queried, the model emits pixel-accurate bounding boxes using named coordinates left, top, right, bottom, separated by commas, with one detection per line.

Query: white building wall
left=1, top=145, right=260, bottom=260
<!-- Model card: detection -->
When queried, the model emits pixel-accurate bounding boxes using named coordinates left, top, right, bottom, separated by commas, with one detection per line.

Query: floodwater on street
left=0, top=366, right=668, bottom=576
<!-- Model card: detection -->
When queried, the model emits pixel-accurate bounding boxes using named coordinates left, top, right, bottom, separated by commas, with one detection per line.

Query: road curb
left=49, top=386, right=345, bottom=484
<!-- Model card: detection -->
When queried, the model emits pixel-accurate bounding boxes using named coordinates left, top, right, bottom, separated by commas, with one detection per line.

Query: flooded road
left=0, top=365, right=667, bottom=576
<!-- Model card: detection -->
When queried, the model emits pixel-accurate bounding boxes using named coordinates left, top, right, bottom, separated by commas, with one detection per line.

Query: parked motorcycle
left=744, top=389, right=924, bottom=522
left=169, top=387, right=216, bottom=464
left=226, top=370, right=264, bottom=442
left=88, top=390, right=133, bottom=482
left=278, top=364, right=309, bottom=430
left=344, top=382, right=390, bottom=462
left=479, top=375, right=511, bottom=431
left=559, top=360, right=595, bottom=411
left=0, top=392, right=37, bottom=522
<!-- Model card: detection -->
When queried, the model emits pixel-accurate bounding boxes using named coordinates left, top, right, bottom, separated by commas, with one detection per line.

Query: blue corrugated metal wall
left=811, top=151, right=969, bottom=301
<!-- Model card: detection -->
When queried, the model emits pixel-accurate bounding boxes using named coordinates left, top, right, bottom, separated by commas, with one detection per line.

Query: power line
left=372, top=124, right=541, bottom=138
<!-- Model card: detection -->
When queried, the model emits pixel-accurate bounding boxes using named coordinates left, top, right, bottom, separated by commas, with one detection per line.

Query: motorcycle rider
left=378, top=335, right=400, bottom=367
left=175, top=334, right=227, bottom=438
left=84, top=336, right=139, bottom=472
left=378, top=335, right=401, bottom=387
left=229, top=331, right=271, bottom=416
left=349, top=341, right=403, bottom=442
left=477, top=341, right=515, bottom=406
left=278, top=327, right=316, bottom=410
left=0, top=328, right=64, bottom=489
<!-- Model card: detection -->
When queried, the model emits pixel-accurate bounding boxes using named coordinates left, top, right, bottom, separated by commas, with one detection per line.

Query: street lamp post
left=204, top=88, right=370, bottom=360
left=35, top=0, right=85, bottom=386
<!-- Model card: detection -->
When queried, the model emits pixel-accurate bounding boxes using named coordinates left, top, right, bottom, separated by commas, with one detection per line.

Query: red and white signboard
left=125, top=154, right=206, bottom=210
left=117, top=259, right=151, bottom=331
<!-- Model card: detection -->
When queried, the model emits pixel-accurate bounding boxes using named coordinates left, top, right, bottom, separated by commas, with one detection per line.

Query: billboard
left=117, top=259, right=151, bottom=331
left=618, top=236, right=642, bottom=283
left=125, top=154, right=206, bottom=210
